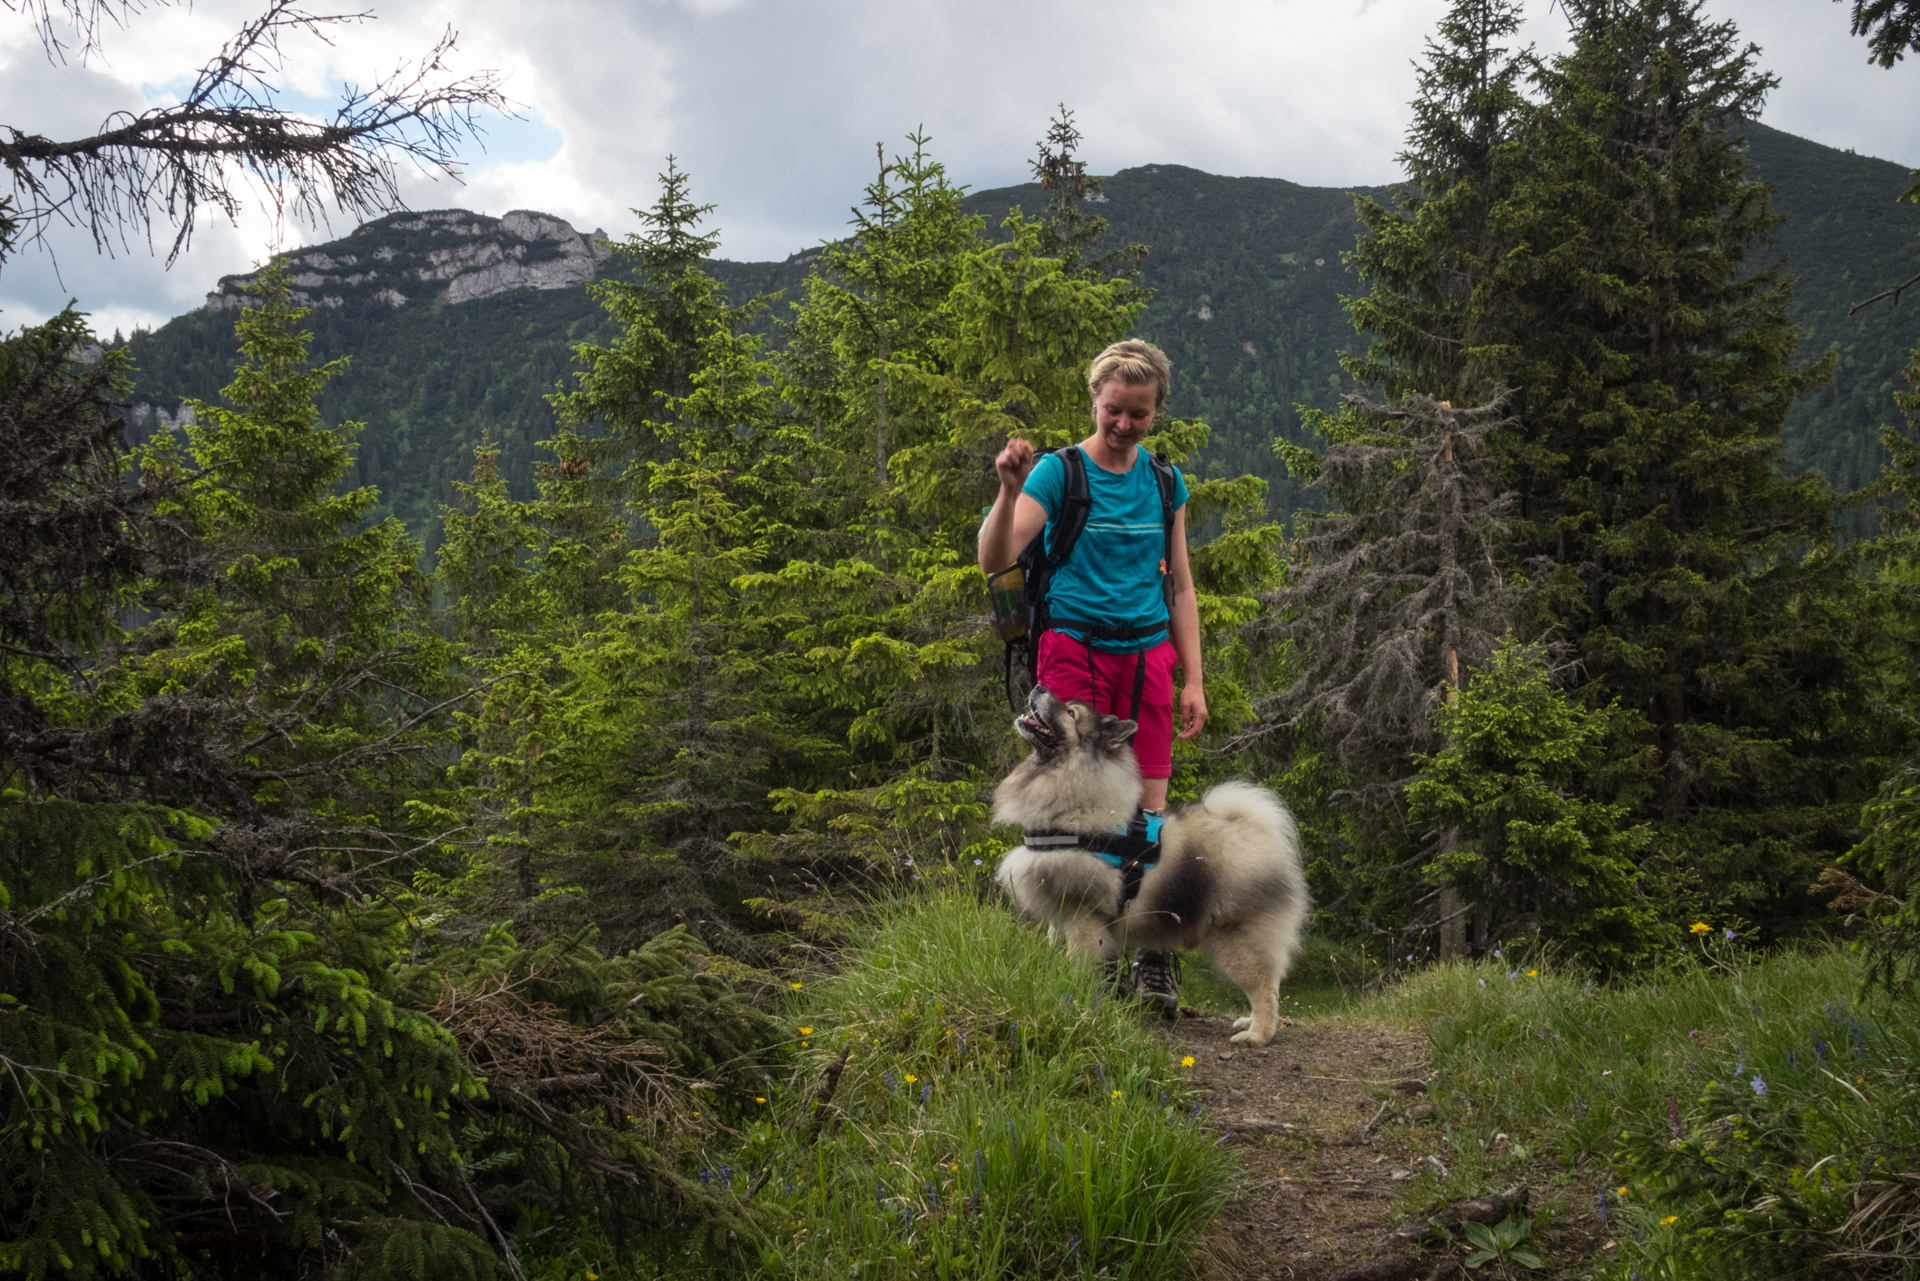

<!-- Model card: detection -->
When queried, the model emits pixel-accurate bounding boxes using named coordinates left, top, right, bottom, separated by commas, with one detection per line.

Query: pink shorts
left=1036, top=632, right=1178, bottom=778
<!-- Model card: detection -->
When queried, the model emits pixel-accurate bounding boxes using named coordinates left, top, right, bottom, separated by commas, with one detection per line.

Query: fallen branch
left=1374, top=1184, right=1530, bottom=1252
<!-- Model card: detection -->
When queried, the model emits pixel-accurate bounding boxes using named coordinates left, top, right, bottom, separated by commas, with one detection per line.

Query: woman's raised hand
left=994, top=437, right=1036, bottom=490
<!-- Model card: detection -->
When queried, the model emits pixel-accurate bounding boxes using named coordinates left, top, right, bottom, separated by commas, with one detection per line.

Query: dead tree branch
left=1, top=0, right=510, bottom=261
left=1850, top=269, right=1920, bottom=316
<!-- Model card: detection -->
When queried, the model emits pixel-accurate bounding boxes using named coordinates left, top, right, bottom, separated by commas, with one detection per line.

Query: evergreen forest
left=8, top=1, right=1920, bottom=1278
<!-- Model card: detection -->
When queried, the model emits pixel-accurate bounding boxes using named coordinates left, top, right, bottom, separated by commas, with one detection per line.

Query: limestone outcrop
left=204, top=209, right=613, bottom=312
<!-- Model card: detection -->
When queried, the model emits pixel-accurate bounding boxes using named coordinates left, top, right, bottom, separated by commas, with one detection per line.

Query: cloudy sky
left=5, top=0, right=1920, bottom=338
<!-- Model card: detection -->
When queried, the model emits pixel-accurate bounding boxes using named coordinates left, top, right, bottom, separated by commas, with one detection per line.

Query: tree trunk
left=1439, top=886, right=1467, bottom=961
left=875, top=365, right=889, bottom=488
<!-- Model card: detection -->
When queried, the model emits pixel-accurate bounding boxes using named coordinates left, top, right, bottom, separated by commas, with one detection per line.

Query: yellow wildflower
left=1618, top=1186, right=1630, bottom=1196
left=1660, top=1216, right=1678, bottom=1226
left=790, top=981, right=803, bottom=989
left=1690, top=922, right=1711, bottom=935
left=1527, top=969, right=1539, bottom=977
left=904, top=1074, right=918, bottom=1084
left=1181, top=1055, right=1195, bottom=1068
left=799, top=1027, right=814, bottom=1035
left=756, top=1097, right=766, bottom=1104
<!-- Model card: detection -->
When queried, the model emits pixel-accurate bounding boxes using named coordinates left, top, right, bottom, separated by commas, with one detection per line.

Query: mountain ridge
left=119, top=120, right=1920, bottom=546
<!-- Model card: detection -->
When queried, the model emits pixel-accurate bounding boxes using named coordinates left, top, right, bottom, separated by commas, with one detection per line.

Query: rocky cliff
left=205, top=208, right=612, bottom=312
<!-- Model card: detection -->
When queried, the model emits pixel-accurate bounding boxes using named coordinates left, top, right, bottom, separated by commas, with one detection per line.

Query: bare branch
left=1848, top=269, right=1920, bottom=316
left=3, top=0, right=155, bottom=66
left=1, top=0, right=511, bottom=262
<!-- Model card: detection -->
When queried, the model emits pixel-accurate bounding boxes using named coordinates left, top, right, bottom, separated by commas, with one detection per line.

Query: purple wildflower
left=1750, top=1074, right=1768, bottom=1097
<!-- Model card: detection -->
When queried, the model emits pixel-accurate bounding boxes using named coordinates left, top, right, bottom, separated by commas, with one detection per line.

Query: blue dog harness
left=1021, top=815, right=1164, bottom=903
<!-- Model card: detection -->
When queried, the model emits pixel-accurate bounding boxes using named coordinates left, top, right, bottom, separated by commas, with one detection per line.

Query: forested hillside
left=119, top=120, right=1920, bottom=546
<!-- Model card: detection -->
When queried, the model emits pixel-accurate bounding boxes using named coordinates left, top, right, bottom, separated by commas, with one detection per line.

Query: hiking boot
left=1132, top=950, right=1178, bottom=1021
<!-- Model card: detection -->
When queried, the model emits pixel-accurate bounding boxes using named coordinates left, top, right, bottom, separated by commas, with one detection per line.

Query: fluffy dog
left=993, top=686, right=1310, bottom=1045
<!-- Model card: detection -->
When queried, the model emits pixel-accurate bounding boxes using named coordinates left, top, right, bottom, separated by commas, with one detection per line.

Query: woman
left=976, top=338, right=1207, bottom=1015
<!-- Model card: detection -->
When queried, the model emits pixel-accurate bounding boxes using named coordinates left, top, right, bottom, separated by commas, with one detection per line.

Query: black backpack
left=986, top=446, right=1181, bottom=712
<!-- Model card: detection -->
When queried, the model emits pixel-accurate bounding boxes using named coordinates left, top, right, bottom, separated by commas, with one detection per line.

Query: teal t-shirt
left=1022, top=447, right=1189, bottom=652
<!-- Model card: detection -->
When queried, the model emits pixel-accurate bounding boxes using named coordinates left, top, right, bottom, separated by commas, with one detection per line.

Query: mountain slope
left=120, top=121, right=1920, bottom=546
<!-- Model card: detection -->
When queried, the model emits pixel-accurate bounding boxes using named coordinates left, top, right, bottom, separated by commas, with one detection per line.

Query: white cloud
left=4, top=0, right=1919, bottom=334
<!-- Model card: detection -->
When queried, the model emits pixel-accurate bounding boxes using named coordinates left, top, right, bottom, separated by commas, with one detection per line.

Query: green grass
left=702, top=891, right=1235, bottom=1279
left=1371, top=940, right=1920, bottom=1280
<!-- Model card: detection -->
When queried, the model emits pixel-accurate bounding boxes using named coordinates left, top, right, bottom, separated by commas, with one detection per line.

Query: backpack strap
left=1148, top=451, right=1179, bottom=617
left=1046, top=446, right=1094, bottom=565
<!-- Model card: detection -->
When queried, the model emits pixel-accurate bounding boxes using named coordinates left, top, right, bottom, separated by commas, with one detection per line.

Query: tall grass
left=712, top=890, right=1234, bottom=1279
left=1378, top=941, right=1920, bottom=1279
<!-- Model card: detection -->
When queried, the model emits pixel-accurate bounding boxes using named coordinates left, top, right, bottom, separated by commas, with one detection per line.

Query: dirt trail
left=1167, top=1011, right=1605, bottom=1281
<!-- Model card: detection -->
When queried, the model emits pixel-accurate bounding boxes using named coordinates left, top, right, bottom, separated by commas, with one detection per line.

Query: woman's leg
left=1128, top=643, right=1178, bottom=809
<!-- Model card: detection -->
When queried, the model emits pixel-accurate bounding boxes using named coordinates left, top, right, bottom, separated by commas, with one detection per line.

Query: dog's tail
left=1195, top=780, right=1300, bottom=850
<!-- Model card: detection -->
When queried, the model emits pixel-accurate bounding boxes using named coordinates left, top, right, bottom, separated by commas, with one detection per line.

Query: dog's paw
left=1229, top=1027, right=1272, bottom=1046
left=1231, top=1016, right=1252, bottom=1031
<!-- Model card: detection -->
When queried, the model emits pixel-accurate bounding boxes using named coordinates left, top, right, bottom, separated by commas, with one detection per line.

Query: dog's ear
left=1104, top=716, right=1138, bottom=749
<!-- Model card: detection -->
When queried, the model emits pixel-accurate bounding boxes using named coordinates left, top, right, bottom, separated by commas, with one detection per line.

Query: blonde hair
left=1087, top=339, right=1171, bottom=411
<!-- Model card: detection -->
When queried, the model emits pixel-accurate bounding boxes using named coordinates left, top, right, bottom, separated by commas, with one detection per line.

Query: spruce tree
left=1029, top=104, right=1144, bottom=281
left=1345, top=0, right=1533, bottom=405
left=2, top=269, right=786, bottom=1279
left=1245, top=393, right=1526, bottom=944
left=1291, top=0, right=1911, bottom=945
left=444, top=165, right=823, bottom=956
left=1408, top=638, right=1658, bottom=970
left=795, top=132, right=984, bottom=493
left=1497, top=0, right=1895, bottom=931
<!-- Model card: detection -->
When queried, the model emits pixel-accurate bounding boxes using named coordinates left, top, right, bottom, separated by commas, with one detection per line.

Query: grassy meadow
left=680, top=891, right=1237, bottom=1280
left=1374, top=941, right=1919, bottom=1279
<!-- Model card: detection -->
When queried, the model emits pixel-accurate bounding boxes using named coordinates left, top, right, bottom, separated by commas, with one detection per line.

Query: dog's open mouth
left=1015, top=712, right=1057, bottom=747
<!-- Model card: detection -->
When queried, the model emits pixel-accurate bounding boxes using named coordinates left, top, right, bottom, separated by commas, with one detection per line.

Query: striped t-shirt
left=1022, top=447, right=1189, bottom=653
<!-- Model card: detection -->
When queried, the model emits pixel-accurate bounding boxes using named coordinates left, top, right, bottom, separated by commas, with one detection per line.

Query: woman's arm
left=1167, top=506, right=1208, bottom=740
left=978, top=438, right=1050, bottom=575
